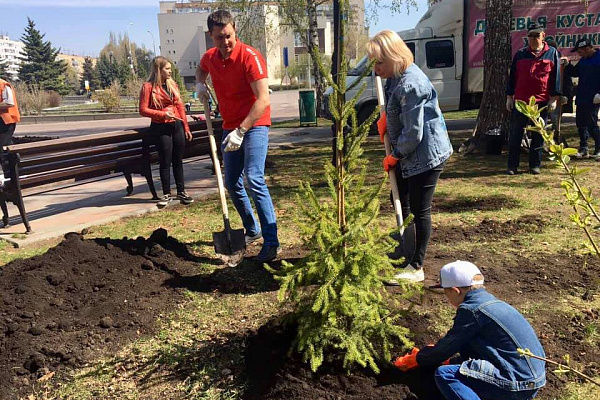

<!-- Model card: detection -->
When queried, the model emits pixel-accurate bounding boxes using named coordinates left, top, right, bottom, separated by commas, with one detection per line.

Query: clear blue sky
left=0, top=0, right=428, bottom=58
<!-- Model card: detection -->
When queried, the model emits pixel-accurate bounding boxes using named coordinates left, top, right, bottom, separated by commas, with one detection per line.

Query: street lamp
left=126, top=22, right=135, bottom=75
left=147, top=30, right=156, bottom=56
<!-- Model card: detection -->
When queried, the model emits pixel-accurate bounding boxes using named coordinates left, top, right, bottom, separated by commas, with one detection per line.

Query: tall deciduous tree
left=462, top=0, right=513, bottom=153
left=18, top=18, right=67, bottom=94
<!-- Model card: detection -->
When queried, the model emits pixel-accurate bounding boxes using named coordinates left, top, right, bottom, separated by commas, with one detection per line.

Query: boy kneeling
left=394, top=261, right=546, bottom=400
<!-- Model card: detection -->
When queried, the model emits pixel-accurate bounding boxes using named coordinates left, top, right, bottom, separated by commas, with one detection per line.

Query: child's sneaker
left=177, top=191, right=194, bottom=205
left=157, top=194, right=172, bottom=208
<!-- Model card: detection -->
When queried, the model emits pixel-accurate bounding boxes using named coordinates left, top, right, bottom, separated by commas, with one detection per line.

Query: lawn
left=2, top=121, right=600, bottom=400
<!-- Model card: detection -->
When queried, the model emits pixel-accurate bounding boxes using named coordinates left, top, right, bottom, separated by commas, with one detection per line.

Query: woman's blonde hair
left=147, top=56, right=181, bottom=108
left=365, top=30, right=414, bottom=76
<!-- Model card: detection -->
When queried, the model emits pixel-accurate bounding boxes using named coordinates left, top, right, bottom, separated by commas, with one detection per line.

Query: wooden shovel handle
left=376, top=76, right=404, bottom=232
left=203, top=97, right=230, bottom=221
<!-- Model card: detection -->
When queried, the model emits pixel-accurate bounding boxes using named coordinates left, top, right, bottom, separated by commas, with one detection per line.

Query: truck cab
left=322, top=0, right=466, bottom=131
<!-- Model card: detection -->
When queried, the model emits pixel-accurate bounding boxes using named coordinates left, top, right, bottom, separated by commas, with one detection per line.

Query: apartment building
left=57, top=53, right=95, bottom=78
left=0, top=35, right=24, bottom=80
left=157, top=0, right=367, bottom=88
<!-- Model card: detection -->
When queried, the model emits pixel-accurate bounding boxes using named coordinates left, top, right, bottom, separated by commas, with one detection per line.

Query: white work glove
left=548, top=99, right=557, bottom=112
left=506, top=97, right=514, bottom=112
left=594, top=94, right=600, bottom=104
left=223, top=128, right=245, bottom=152
left=196, top=82, right=209, bottom=101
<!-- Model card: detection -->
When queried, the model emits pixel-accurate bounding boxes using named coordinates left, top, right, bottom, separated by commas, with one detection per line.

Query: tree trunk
left=307, top=0, right=326, bottom=117
left=464, top=0, right=513, bottom=154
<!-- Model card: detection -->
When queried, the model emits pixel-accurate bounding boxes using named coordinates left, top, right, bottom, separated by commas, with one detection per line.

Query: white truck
left=324, top=0, right=600, bottom=128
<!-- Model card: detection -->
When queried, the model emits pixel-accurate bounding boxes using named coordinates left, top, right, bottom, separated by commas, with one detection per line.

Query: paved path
left=0, top=125, right=332, bottom=247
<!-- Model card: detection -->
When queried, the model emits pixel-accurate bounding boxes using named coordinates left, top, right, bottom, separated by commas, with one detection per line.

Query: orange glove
left=392, top=347, right=420, bottom=372
left=383, top=154, right=399, bottom=172
left=377, top=112, right=387, bottom=144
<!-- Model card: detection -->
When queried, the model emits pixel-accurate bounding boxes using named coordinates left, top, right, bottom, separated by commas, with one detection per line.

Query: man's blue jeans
left=434, top=365, right=539, bottom=400
left=221, top=126, right=279, bottom=246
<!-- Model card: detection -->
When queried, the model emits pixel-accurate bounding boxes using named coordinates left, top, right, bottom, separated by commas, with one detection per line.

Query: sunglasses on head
left=528, top=33, right=541, bottom=38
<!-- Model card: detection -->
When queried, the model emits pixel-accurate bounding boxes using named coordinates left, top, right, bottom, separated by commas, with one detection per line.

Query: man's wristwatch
left=238, top=127, right=248, bottom=135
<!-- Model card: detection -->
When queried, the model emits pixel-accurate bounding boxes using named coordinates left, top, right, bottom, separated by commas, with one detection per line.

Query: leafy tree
left=80, top=57, right=100, bottom=92
left=95, top=54, right=118, bottom=88
left=135, top=47, right=153, bottom=79
left=63, top=61, right=80, bottom=95
left=18, top=18, right=67, bottom=94
left=170, top=62, right=188, bottom=99
left=267, top=0, right=417, bottom=373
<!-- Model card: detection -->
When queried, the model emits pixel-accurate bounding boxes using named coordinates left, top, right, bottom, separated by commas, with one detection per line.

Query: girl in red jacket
left=139, top=56, right=193, bottom=208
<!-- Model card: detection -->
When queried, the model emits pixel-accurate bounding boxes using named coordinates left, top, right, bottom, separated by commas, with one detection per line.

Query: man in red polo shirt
left=196, top=10, right=280, bottom=262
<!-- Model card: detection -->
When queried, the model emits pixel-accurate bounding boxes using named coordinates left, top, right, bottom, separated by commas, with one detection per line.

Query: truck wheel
left=357, top=104, right=378, bottom=136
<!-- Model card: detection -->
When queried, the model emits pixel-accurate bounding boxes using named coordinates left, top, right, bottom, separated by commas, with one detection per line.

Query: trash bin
left=298, top=89, right=317, bottom=126
left=484, top=127, right=504, bottom=155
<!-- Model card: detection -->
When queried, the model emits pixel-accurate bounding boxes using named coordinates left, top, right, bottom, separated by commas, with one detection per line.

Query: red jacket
left=139, top=81, right=190, bottom=132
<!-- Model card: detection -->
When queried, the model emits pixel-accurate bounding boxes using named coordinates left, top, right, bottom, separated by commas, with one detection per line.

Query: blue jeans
left=434, top=365, right=539, bottom=400
left=221, top=126, right=279, bottom=246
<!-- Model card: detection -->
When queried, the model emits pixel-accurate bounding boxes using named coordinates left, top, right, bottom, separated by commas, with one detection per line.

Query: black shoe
left=529, top=167, right=541, bottom=175
left=506, top=169, right=516, bottom=176
left=256, top=244, right=282, bottom=262
left=177, top=191, right=194, bottom=205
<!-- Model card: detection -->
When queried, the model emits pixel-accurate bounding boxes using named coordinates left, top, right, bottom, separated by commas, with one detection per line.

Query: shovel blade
left=213, top=228, right=246, bottom=266
left=389, top=226, right=416, bottom=265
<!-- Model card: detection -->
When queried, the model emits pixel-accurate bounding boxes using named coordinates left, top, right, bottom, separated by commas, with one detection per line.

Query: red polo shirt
left=200, top=41, right=271, bottom=129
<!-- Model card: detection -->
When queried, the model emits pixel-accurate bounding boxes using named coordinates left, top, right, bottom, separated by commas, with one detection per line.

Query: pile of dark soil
left=0, top=229, right=204, bottom=398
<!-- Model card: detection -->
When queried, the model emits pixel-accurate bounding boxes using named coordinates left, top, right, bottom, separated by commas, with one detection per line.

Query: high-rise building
left=0, top=35, right=25, bottom=81
left=157, top=0, right=367, bottom=89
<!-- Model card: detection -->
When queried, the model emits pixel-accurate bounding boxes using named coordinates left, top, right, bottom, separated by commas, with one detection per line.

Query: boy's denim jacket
left=384, top=64, right=453, bottom=178
left=417, top=288, right=546, bottom=392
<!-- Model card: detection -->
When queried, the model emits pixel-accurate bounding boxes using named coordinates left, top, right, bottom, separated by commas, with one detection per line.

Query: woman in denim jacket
left=394, top=261, right=546, bottom=400
left=366, top=30, right=453, bottom=283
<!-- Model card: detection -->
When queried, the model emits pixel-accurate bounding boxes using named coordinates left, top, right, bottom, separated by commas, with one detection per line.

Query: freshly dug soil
left=0, top=216, right=598, bottom=399
left=0, top=229, right=207, bottom=398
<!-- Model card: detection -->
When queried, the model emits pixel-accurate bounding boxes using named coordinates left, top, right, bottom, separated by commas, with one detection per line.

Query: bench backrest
left=3, top=119, right=223, bottom=190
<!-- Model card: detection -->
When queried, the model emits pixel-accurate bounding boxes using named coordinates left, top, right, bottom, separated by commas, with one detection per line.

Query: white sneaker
left=574, top=150, right=589, bottom=159
left=386, top=265, right=425, bottom=285
left=157, top=194, right=172, bottom=208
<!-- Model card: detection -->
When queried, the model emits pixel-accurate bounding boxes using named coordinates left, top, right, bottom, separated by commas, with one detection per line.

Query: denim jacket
left=384, top=64, right=453, bottom=178
left=417, top=288, right=546, bottom=392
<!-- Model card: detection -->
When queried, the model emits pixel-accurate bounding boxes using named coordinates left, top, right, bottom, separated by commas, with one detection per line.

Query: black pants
left=393, top=162, right=444, bottom=268
left=576, top=103, right=600, bottom=153
left=508, top=105, right=547, bottom=172
left=150, top=121, right=186, bottom=195
left=0, top=121, right=16, bottom=174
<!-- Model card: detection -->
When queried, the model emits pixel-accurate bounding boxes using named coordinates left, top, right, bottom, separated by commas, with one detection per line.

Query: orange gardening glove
left=392, top=347, right=420, bottom=372
left=377, top=112, right=387, bottom=144
left=383, top=154, right=399, bottom=172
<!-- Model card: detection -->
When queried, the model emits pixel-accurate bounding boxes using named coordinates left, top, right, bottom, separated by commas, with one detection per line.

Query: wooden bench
left=0, top=118, right=223, bottom=233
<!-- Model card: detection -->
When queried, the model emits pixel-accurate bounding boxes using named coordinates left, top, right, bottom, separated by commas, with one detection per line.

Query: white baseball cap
left=430, top=260, right=484, bottom=289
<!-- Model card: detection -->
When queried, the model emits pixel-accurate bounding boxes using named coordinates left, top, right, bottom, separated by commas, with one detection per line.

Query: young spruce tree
left=267, top=0, right=417, bottom=373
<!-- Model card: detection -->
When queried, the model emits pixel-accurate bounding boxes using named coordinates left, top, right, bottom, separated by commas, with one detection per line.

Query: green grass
left=271, top=117, right=332, bottom=128
left=9, top=120, right=600, bottom=399
left=443, top=109, right=479, bottom=119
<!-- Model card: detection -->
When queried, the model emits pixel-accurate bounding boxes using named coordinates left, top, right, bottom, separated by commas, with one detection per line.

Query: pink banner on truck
left=468, top=0, right=600, bottom=68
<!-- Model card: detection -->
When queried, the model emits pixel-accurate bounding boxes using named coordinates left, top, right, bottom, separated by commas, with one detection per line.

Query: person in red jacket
left=0, top=77, right=20, bottom=187
left=139, top=56, right=193, bottom=208
left=506, top=23, right=561, bottom=176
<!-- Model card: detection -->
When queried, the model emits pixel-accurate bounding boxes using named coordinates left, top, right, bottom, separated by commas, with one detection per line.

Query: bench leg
left=14, top=196, right=31, bottom=233
left=124, top=172, right=134, bottom=196
left=145, top=172, right=159, bottom=200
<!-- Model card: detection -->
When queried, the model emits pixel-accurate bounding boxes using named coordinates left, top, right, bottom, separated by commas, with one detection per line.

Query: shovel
left=375, top=76, right=415, bottom=263
left=202, top=97, right=246, bottom=266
